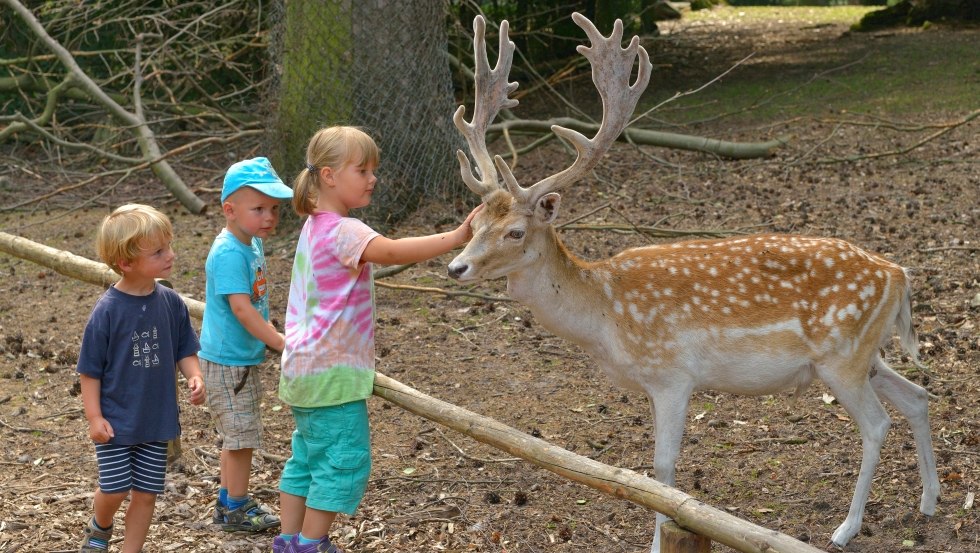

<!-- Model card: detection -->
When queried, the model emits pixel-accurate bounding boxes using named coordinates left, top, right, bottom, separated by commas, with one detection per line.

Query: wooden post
left=662, top=521, right=711, bottom=553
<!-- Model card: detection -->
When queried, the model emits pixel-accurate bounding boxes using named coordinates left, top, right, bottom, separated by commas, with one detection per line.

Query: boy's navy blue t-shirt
left=76, top=284, right=200, bottom=445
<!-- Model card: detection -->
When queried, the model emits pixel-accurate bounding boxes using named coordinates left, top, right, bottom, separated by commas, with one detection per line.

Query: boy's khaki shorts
left=202, top=359, right=263, bottom=450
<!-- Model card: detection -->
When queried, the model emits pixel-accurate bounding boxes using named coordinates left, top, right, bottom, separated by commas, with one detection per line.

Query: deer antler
left=454, top=16, right=518, bottom=198
left=509, top=13, right=652, bottom=203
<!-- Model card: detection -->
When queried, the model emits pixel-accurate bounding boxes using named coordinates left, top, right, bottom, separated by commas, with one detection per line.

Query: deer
left=446, top=12, right=940, bottom=552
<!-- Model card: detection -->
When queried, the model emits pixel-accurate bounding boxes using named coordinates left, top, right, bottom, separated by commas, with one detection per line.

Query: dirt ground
left=1, top=10, right=978, bottom=553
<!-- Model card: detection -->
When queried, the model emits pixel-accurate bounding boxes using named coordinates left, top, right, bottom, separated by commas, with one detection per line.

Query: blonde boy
left=77, top=204, right=205, bottom=552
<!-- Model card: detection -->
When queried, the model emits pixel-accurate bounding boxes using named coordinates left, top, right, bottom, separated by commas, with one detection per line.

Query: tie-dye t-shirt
left=279, top=212, right=379, bottom=407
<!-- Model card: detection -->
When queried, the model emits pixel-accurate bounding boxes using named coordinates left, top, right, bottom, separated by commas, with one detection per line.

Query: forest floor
left=0, top=6, right=978, bottom=553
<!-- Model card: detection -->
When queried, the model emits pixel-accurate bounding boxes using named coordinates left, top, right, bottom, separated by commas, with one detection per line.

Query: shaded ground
left=1, top=8, right=978, bottom=553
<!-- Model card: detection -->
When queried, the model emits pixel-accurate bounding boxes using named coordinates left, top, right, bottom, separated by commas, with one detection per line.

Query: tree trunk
left=273, top=0, right=354, bottom=178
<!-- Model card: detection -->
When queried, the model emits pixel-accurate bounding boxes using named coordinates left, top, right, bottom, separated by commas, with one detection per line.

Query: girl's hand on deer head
left=457, top=203, right=485, bottom=244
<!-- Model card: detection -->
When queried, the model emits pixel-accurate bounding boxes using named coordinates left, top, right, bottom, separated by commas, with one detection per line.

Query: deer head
left=448, top=12, right=651, bottom=283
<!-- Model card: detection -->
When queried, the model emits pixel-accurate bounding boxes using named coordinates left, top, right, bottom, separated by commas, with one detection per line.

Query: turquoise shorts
left=279, top=400, right=371, bottom=515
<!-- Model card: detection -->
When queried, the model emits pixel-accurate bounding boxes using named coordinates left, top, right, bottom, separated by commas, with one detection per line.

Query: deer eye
left=507, top=229, right=525, bottom=240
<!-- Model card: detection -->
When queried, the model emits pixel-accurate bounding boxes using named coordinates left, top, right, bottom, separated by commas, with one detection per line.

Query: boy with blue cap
left=201, top=157, right=292, bottom=532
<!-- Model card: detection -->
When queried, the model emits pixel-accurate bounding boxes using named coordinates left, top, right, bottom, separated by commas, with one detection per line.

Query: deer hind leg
left=869, top=356, right=940, bottom=515
left=820, top=365, right=892, bottom=547
left=645, top=382, right=694, bottom=553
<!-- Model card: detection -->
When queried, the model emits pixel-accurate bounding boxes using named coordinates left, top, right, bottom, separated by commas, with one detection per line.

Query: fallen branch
left=0, top=417, right=60, bottom=435
left=918, top=245, right=979, bottom=253
left=489, top=117, right=783, bottom=160
left=0, top=231, right=204, bottom=319
left=560, top=223, right=751, bottom=239
left=815, top=108, right=980, bottom=164
left=1, top=129, right=260, bottom=212
left=2, top=0, right=206, bottom=213
left=376, top=281, right=512, bottom=302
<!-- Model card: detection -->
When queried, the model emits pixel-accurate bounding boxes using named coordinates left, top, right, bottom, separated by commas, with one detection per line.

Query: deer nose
left=447, top=263, right=468, bottom=280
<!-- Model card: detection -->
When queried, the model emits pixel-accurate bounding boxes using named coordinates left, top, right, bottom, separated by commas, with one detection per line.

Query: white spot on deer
left=669, top=266, right=678, bottom=275
left=603, top=282, right=613, bottom=299
left=824, top=257, right=835, bottom=268
left=780, top=280, right=794, bottom=289
left=723, top=318, right=804, bottom=340
left=708, top=267, right=718, bottom=277
left=629, top=303, right=642, bottom=322
left=822, top=305, right=838, bottom=326
left=614, top=301, right=624, bottom=315
left=663, top=288, right=673, bottom=296
left=682, top=267, right=691, bottom=276
left=847, top=282, right=858, bottom=291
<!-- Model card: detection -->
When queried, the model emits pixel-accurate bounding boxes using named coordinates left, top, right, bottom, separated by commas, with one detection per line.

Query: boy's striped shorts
left=95, top=441, right=168, bottom=494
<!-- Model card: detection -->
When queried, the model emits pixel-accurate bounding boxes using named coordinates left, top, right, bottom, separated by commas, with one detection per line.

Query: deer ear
left=535, top=192, right=561, bottom=224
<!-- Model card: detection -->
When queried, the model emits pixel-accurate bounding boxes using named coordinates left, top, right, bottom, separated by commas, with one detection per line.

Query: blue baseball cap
left=221, top=157, right=293, bottom=203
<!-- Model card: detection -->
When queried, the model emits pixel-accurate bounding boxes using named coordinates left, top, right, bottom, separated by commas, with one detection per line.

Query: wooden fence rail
left=0, top=231, right=824, bottom=553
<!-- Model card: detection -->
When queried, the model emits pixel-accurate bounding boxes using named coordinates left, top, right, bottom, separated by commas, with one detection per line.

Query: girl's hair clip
left=305, top=163, right=317, bottom=172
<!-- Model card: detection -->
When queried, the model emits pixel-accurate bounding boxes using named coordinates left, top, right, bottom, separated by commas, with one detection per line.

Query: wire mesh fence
left=266, top=0, right=465, bottom=228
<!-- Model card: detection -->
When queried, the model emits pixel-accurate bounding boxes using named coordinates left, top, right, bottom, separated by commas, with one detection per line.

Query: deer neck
left=504, top=227, right=612, bottom=354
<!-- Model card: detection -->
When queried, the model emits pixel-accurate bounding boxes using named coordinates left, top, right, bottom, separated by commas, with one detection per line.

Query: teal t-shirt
left=199, top=229, right=270, bottom=366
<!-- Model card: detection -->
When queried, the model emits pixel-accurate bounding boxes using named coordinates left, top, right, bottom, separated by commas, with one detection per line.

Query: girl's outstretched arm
left=361, top=204, right=483, bottom=266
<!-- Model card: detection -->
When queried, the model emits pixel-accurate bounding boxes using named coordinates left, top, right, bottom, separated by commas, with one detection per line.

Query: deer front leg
left=645, top=381, right=694, bottom=553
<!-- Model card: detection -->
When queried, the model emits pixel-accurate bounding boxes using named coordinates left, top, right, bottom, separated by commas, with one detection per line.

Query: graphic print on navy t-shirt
left=130, top=321, right=162, bottom=369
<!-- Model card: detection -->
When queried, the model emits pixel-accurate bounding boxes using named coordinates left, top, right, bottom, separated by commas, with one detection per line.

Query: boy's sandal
left=221, top=498, right=280, bottom=533
left=212, top=499, right=227, bottom=524
left=79, top=518, right=113, bottom=552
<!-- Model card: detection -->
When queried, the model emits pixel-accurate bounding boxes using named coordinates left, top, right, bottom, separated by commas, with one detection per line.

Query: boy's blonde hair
left=293, top=126, right=380, bottom=216
left=96, top=204, right=173, bottom=275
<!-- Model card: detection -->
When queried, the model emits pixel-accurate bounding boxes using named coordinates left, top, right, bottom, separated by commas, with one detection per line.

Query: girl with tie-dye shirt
left=273, top=126, right=482, bottom=553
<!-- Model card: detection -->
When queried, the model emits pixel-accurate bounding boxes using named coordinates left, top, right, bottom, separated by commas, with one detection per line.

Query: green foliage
left=450, top=1, right=661, bottom=72
left=661, top=7, right=977, bottom=122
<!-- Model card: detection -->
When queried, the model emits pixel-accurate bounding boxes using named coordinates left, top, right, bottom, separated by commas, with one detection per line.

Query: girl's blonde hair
left=293, top=126, right=381, bottom=216
left=96, top=204, right=173, bottom=275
